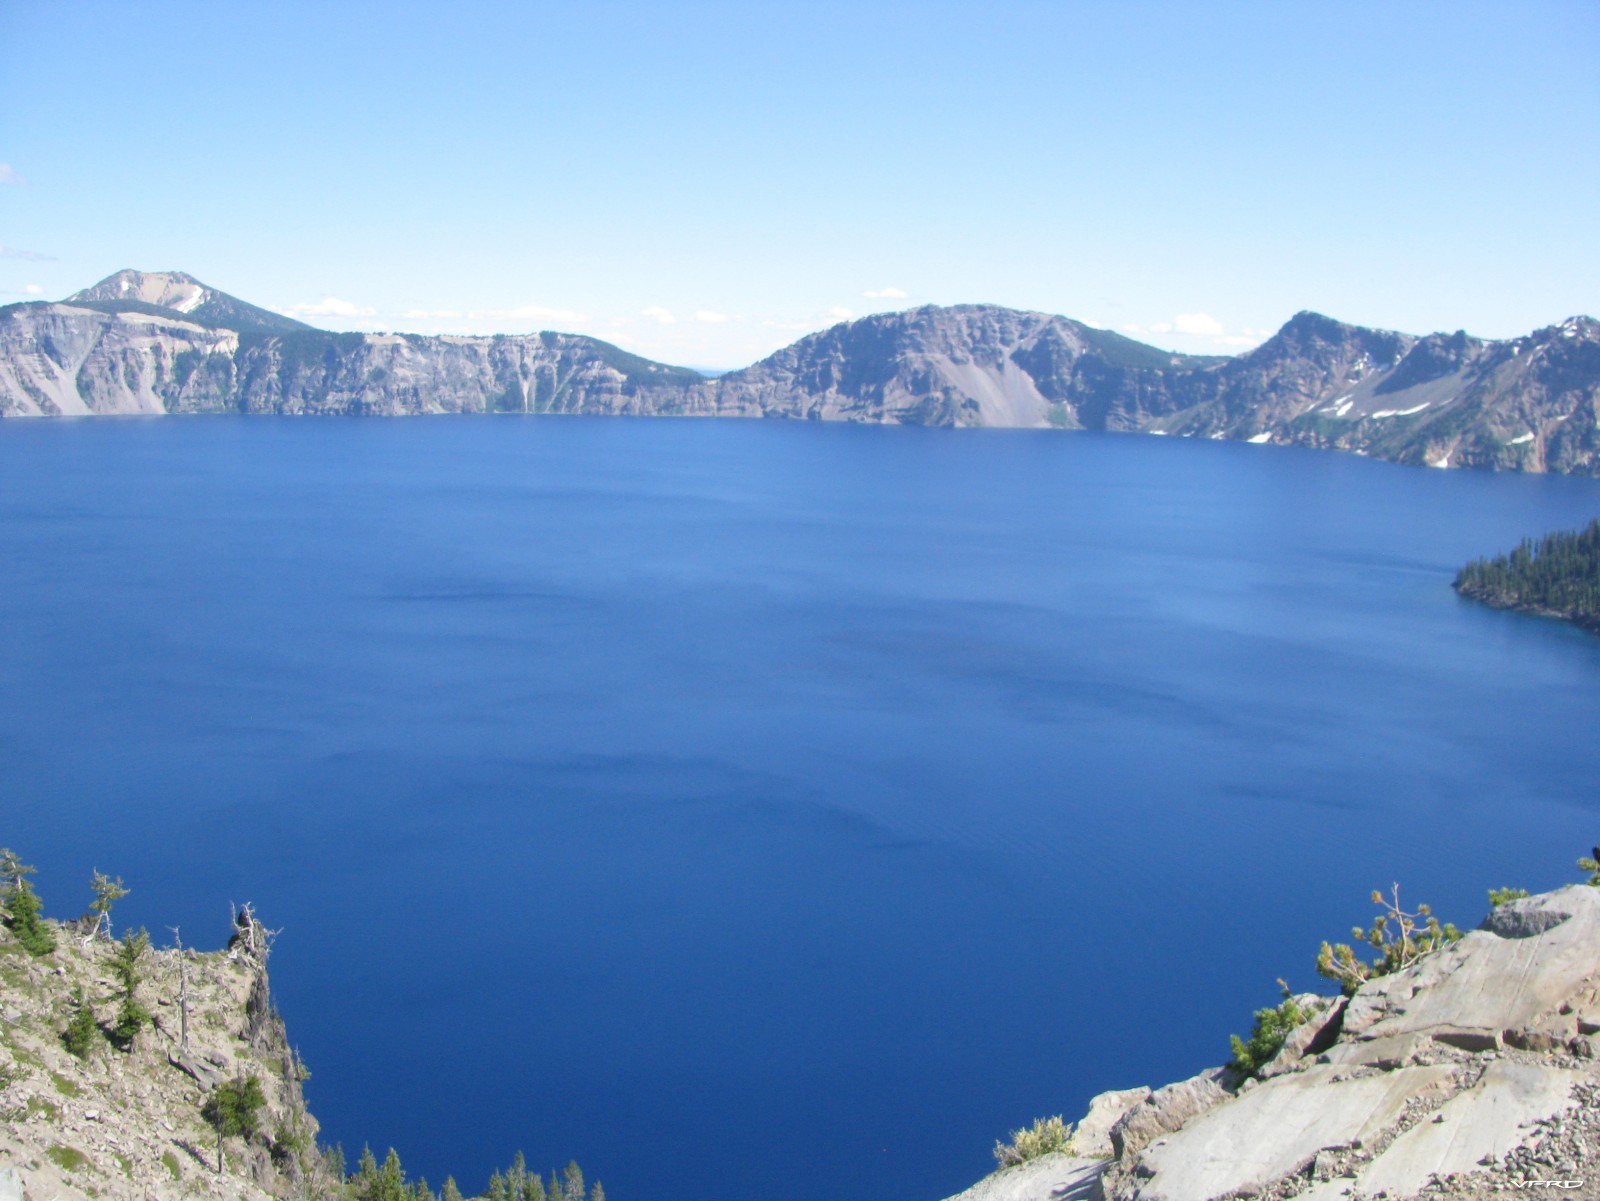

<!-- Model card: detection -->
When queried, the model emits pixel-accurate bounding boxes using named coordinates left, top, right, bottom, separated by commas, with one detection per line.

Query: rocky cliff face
left=1148, top=313, right=1600, bottom=474
left=0, top=909, right=322, bottom=1201
left=941, top=884, right=1600, bottom=1201
left=3, top=271, right=1598, bottom=476
left=704, top=304, right=1215, bottom=429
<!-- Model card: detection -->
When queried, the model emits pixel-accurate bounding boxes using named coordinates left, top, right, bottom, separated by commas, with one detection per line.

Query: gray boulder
left=1108, top=1068, right=1233, bottom=1161
left=1071, top=1087, right=1151, bottom=1159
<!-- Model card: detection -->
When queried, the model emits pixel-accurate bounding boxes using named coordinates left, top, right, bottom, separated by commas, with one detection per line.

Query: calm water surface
left=3, top=417, right=1599, bottom=1201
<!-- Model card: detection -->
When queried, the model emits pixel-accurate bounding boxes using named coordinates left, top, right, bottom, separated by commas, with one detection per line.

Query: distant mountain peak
left=1551, top=315, right=1599, bottom=339
left=69, top=269, right=211, bottom=314
left=63, top=269, right=312, bottom=335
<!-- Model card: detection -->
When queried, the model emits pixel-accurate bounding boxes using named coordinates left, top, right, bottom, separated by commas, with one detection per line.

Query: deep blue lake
left=3, top=416, right=1599, bottom=1201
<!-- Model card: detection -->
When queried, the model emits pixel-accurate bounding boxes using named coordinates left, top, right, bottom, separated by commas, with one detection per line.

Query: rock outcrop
left=941, top=885, right=1600, bottom=1201
left=0, top=910, right=324, bottom=1201
left=3, top=271, right=1598, bottom=476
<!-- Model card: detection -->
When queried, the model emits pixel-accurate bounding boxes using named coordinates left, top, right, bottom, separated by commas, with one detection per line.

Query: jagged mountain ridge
left=2, top=270, right=1597, bottom=475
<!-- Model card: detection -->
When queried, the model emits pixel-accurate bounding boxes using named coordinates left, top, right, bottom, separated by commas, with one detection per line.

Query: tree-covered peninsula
left=1454, top=518, right=1600, bottom=633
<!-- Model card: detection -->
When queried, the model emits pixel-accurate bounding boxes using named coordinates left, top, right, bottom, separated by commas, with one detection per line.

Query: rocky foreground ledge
left=941, top=885, right=1600, bottom=1201
left=0, top=909, right=314, bottom=1201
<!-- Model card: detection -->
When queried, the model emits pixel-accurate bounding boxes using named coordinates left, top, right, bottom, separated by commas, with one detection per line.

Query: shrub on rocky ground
left=1229, top=984, right=1324, bottom=1077
left=993, top=1114, right=1075, bottom=1167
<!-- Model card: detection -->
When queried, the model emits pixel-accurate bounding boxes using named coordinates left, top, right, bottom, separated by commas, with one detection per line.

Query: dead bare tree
left=168, top=925, right=191, bottom=1052
left=227, top=902, right=280, bottom=966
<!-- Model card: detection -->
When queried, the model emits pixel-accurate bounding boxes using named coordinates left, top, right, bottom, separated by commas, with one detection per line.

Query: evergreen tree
left=323, top=1143, right=348, bottom=1181
left=85, top=870, right=128, bottom=942
left=108, top=927, right=152, bottom=1048
left=356, top=1146, right=380, bottom=1190
left=61, top=985, right=101, bottom=1059
left=0, top=848, right=33, bottom=893
left=508, top=1150, right=529, bottom=1201
left=561, top=1161, right=584, bottom=1201
left=372, top=1148, right=409, bottom=1201
left=0, top=849, right=55, bottom=956
left=487, top=1170, right=510, bottom=1201
left=414, top=1179, right=435, bottom=1201
left=200, top=1074, right=266, bottom=1173
left=440, top=1178, right=464, bottom=1201
left=590, top=1183, right=605, bottom=1201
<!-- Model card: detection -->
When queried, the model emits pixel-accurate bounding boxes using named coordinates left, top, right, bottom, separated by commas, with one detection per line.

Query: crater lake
left=3, top=415, right=1598, bottom=1201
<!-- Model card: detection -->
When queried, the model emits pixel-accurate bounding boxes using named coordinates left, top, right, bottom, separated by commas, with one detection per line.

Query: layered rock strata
left=4, top=272, right=1598, bottom=476
left=942, top=885, right=1600, bottom=1201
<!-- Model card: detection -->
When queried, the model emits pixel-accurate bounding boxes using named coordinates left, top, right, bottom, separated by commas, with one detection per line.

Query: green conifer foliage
left=86, top=870, right=128, bottom=941
left=200, top=1074, right=266, bottom=1173
left=108, top=927, right=152, bottom=1048
left=1455, top=518, right=1600, bottom=630
left=1316, top=884, right=1461, bottom=995
left=61, top=986, right=102, bottom=1059
left=1228, top=985, right=1323, bottom=1077
left=440, top=1178, right=464, bottom=1201
left=1580, top=845, right=1600, bottom=887
left=0, top=848, right=56, bottom=956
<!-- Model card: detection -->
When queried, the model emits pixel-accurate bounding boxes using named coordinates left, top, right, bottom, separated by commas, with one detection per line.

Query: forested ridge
left=1454, top=518, right=1600, bottom=632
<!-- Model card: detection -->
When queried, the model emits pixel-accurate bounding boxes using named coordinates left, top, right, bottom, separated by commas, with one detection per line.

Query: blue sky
left=2, top=0, right=1597, bottom=367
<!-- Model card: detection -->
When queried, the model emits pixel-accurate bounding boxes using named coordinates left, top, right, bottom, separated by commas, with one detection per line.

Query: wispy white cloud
left=693, top=310, right=730, bottom=324
left=285, top=297, right=378, bottom=318
left=401, top=308, right=461, bottom=319
left=24, top=283, right=42, bottom=295
left=763, top=319, right=811, bottom=331
left=827, top=306, right=854, bottom=321
left=642, top=306, right=676, bottom=325
left=0, top=163, right=25, bottom=185
left=1173, top=312, right=1225, bottom=337
left=0, top=244, right=53, bottom=261
left=1121, top=312, right=1265, bottom=351
left=862, top=286, right=908, bottom=299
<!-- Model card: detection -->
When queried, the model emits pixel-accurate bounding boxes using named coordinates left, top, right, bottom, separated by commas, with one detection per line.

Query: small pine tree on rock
left=1228, top=982, right=1322, bottom=1077
left=0, top=848, right=56, bottom=957
left=61, top=986, right=101, bottom=1059
left=109, top=927, right=153, bottom=1048
left=1580, top=844, right=1600, bottom=887
left=1316, top=884, right=1461, bottom=995
left=84, top=870, right=128, bottom=943
left=1488, top=886, right=1530, bottom=909
left=200, top=1074, right=266, bottom=1173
